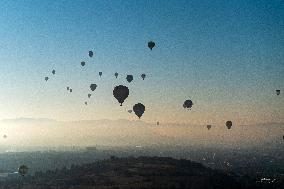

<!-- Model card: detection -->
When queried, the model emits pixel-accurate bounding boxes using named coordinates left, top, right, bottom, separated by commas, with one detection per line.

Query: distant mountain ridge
left=1, top=117, right=283, bottom=127
left=1, top=117, right=282, bottom=149
left=1, top=117, right=57, bottom=123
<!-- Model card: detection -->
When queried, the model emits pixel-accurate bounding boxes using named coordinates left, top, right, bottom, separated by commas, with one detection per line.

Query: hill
left=2, top=156, right=281, bottom=189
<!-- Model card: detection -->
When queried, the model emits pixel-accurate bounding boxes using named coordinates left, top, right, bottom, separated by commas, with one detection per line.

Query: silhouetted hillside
left=2, top=156, right=282, bottom=189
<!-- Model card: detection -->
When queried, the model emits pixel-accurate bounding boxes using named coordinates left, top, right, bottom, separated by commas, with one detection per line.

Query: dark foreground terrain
left=1, top=156, right=283, bottom=189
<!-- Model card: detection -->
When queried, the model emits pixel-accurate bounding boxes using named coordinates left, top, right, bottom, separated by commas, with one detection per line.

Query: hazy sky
left=0, top=0, right=283, bottom=125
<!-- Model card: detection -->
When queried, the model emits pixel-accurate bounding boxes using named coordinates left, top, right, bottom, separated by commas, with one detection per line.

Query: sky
left=0, top=0, right=283, bottom=125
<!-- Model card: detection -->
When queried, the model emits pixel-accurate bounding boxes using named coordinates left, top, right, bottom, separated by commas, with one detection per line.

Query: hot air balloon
left=148, top=41, right=155, bottom=50
left=276, top=90, right=280, bottom=95
left=99, top=72, right=102, bottom=77
left=67, top=87, right=70, bottom=90
left=126, top=75, right=133, bottom=83
left=52, top=70, right=55, bottom=75
left=115, top=72, right=119, bottom=78
left=3, top=135, right=7, bottom=139
left=128, top=110, right=132, bottom=113
left=183, top=100, right=193, bottom=109
left=141, top=74, right=146, bottom=80
left=157, top=121, right=159, bottom=126
left=18, top=165, right=28, bottom=176
left=88, top=94, right=91, bottom=98
left=207, top=125, right=212, bottom=130
left=81, top=61, right=85, bottom=66
left=90, top=84, right=97, bottom=91
left=45, top=77, right=49, bottom=81
left=70, top=89, right=73, bottom=93
left=113, top=85, right=129, bottom=106
left=89, top=51, right=93, bottom=57
left=133, top=103, right=145, bottom=119
left=226, top=121, right=232, bottom=129
left=85, top=102, right=88, bottom=105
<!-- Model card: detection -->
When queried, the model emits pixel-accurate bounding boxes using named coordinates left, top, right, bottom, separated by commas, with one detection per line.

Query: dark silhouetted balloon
left=85, top=102, right=87, bottom=105
left=126, top=75, right=133, bottom=83
left=88, top=94, right=91, bottom=98
left=276, top=90, right=280, bottom=95
left=148, top=41, right=155, bottom=50
left=128, top=110, right=132, bottom=113
left=141, top=74, right=146, bottom=80
left=183, top=100, right=193, bottom=109
left=89, top=51, right=93, bottom=57
left=90, top=84, right=97, bottom=91
left=99, top=72, right=102, bottom=77
left=70, top=89, right=72, bottom=92
left=115, top=72, right=119, bottom=78
left=45, top=77, right=49, bottom=81
left=67, top=87, right=70, bottom=91
left=133, top=103, right=145, bottom=119
left=52, top=70, right=55, bottom=75
left=207, top=125, right=212, bottom=130
left=81, top=61, right=85, bottom=66
left=18, top=165, right=28, bottom=176
left=113, top=85, right=129, bottom=106
left=157, top=121, right=159, bottom=126
left=3, top=135, right=7, bottom=139
left=226, top=121, right=232, bottom=129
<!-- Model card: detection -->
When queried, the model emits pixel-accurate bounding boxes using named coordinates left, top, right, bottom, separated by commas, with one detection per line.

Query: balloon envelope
left=183, top=100, right=193, bottom=109
left=128, top=110, right=132, bottom=113
left=3, top=135, right=7, bottom=139
left=89, top=51, right=93, bottom=57
left=18, top=165, right=28, bottom=176
left=133, top=103, right=145, bottom=119
left=148, top=41, right=155, bottom=50
left=113, top=85, right=129, bottom=106
left=126, top=75, right=133, bottom=83
left=90, top=84, right=97, bottom=91
left=141, top=74, right=146, bottom=80
left=115, top=72, right=119, bottom=78
left=85, top=102, right=87, bottom=105
left=207, top=125, right=212, bottom=130
left=45, top=77, right=49, bottom=81
left=52, top=70, right=55, bottom=75
left=99, top=72, right=102, bottom=77
left=276, top=90, right=280, bottom=95
left=69, top=89, right=72, bottom=92
left=88, top=94, right=91, bottom=98
left=67, top=87, right=70, bottom=90
left=226, top=121, right=232, bottom=129
left=81, top=61, right=85, bottom=66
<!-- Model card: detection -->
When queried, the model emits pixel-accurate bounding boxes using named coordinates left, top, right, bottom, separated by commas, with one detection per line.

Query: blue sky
left=0, top=0, right=283, bottom=124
